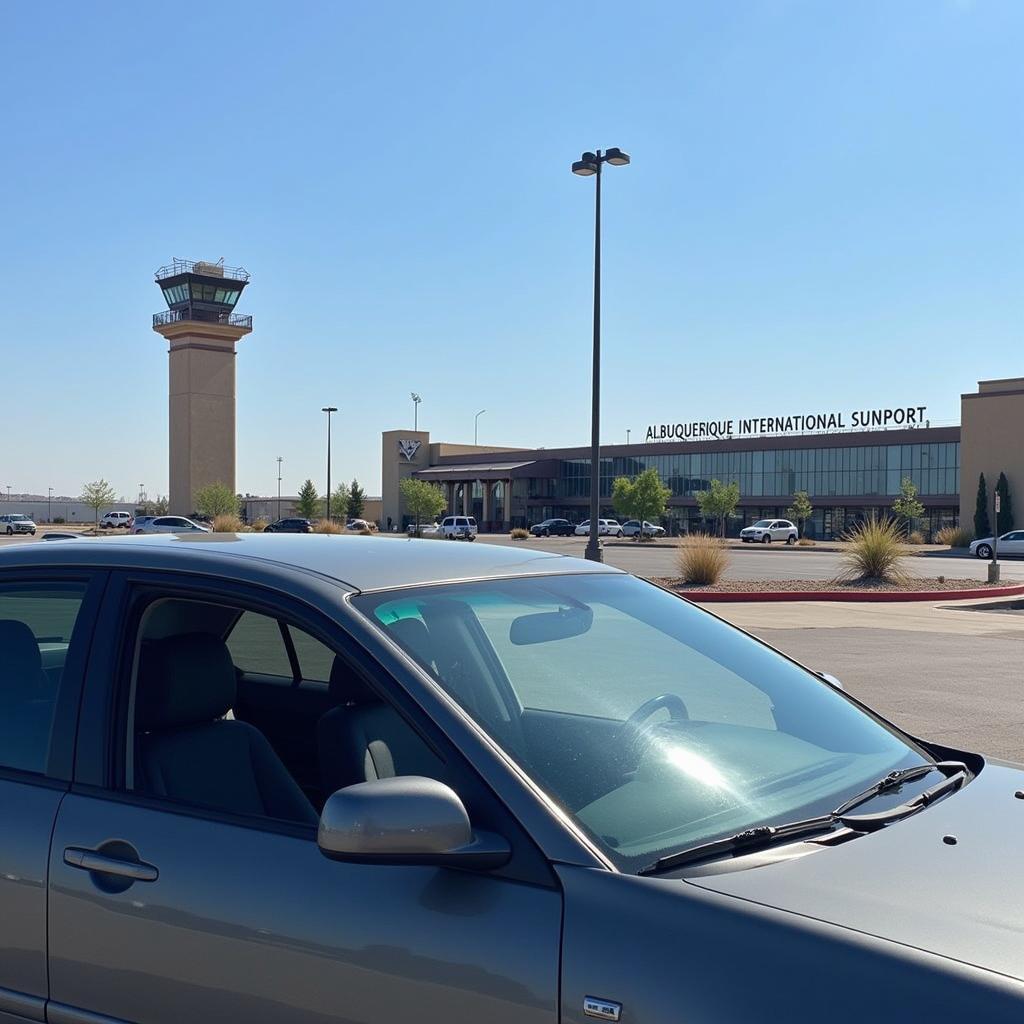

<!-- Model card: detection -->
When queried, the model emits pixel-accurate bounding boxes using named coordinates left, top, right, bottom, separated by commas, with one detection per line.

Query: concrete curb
left=679, top=584, right=1024, bottom=604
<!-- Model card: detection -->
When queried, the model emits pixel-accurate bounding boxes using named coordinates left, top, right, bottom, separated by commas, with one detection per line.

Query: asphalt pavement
left=715, top=599, right=1024, bottom=761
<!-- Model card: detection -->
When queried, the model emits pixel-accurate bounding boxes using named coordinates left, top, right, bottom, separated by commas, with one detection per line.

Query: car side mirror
left=317, top=776, right=511, bottom=870
left=818, top=671, right=844, bottom=691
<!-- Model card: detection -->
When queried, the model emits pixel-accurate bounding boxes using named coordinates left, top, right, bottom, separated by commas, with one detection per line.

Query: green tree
left=696, top=479, right=740, bottom=537
left=400, top=478, right=447, bottom=535
left=193, top=482, right=240, bottom=518
left=974, top=473, right=991, bottom=539
left=996, top=472, right=1014, bottom=534
left=785, top=491, right=813, bottom=537
left=80, top=479, right=118, bottom=528
left=347, top=478, right=366, bottom=520
left=320, top=483, right=350, bottom=521
left=892, top=477, right=925, bottom=538
left=295, top=479, right=319, bottom=519
left=611, top=468, right=671, bottom=538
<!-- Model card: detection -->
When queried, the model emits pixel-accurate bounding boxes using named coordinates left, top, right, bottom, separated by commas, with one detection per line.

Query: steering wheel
left=620, top=693, right=689, bottom=761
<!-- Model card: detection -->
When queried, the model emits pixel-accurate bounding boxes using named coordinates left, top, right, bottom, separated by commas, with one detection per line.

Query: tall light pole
left=475, top=409, right=486, bottom=446
left=276, top=457, right=283, bottom=521
left=48, top=487, right=53, bottom=523
left=322, top=407, right=337, bottom=521
left=411, top=392, right=421, bottom=431
left=572, top=146, right=630, bottom=562
left=626, top=429, right=631, bottom=445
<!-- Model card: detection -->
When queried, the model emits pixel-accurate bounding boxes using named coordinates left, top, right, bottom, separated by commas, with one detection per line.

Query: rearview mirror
left=509, top=604, right=593, bottom=645
left=818, top=672, right=844, bottom=691
left=317, top=776, right=511, bottom=870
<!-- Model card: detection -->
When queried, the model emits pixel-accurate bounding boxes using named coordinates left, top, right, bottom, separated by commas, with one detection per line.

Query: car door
left=0, top=570, right=104, bottom=1022
left=46, top=572, right=561, bottom=1024
left=1002, top=531, right=1024, bottom=555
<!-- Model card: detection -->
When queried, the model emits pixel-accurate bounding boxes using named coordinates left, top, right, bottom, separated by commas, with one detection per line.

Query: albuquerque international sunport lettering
left=645, top=406, right=928, bottom=442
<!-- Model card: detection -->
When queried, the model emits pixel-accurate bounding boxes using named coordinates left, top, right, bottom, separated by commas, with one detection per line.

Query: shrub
left=212, top=514, right=245, bottom=532
left=250, top=518, right=269, bottom=533
left=53, top=516, right=65, bottom=524
left=906, top=530, right=925, bottom=545
left=675, top=533, right=728, bottom=585
left=935, top=526, right=973, bottom=548
left=313, top=519, right=344, bottom=534
left=797, top=537, right=816, bottom=546
left=839, top=517, right=906, bottom=583
left=510, top=527, right=530, bottom=540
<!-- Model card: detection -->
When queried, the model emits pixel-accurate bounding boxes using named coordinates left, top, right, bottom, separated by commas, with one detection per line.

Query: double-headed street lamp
left=411, top=392, right=422, bottom=431
left=571, top=147, right=630, bottom=562
left=322, top=407, right=337, bottom=521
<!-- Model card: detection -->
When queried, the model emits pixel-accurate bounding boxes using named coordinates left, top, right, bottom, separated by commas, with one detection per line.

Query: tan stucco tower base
left=152, top=320, right=252, bottom=515
left=959, top=378, right=1024, bottom=528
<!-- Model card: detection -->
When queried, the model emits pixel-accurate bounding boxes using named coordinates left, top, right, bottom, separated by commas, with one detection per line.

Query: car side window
left=0, top=582, right=87, bottom=774
left=226, top=611, right=293, bottom=677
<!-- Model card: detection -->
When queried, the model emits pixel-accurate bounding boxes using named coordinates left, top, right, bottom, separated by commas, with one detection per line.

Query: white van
left=439, top=515, right=477, bottom=540
left=100, top=511, right=133, bottom=529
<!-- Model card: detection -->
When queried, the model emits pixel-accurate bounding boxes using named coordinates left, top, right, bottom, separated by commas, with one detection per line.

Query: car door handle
left=64, top=847, right=159, bottom=882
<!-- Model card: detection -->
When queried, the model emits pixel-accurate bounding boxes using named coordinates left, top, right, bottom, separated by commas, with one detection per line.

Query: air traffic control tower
left=153, top=259, right=252, bottom=514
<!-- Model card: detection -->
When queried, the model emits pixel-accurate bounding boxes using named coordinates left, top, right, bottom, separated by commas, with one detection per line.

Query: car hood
left=685, top=760, right=1024, bottom=979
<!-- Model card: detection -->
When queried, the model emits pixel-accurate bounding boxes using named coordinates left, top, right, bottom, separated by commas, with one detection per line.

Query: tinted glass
left=226, top=612, right=292, bottom=677
left=357, top=574, right=924, bottom=873
left=0, top=583, right=87, bottom=773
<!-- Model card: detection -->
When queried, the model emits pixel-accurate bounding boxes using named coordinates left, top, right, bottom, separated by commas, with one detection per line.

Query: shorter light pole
left=474, top=409, right=486, bottom=446
left=411, top=392, right=422, bottom=431
left=626, top=429, right=631, bottom=445
left=322, top=407, right=337, bottom=521
left=48, top=487, right=53, bottom=523
left=990, top=489, right=1002, bottom=583
left=276, top=457, right=283, bottom=521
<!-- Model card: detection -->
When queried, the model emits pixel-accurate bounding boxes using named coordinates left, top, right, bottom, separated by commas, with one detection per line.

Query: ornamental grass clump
left=313, top=519, right=344, bottom=534
left=935, top=525, right=973, bottom=548
left=839, top=516, right=906, bottom=583
left=510, top=527, right=530, bottom=540
left=675, top=533, right=728, bottom=585
left=212, top=514, right=245, bottom=533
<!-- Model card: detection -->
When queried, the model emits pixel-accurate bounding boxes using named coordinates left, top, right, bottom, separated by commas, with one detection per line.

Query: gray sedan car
left=1, top=534, right=1022, bottom=1023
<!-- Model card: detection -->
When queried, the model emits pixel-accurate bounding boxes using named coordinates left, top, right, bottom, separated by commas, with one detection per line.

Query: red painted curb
left=680, top=583, right=1024, bottom=603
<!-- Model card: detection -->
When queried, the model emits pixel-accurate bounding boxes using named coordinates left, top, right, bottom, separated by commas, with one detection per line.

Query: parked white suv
left=740, top=519, right=798, bottom=544
left=621, top=520, right=666, bottom=538
left=100, top=511, right=133, bottom=530
left=573, top=519, right=624, bottom=537
left=439, top=515, right=477, bottom=540
left=0, top=513, right=36, bottom=536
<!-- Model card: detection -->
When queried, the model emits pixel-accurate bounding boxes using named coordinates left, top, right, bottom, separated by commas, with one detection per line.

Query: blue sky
left=1, top=1, right=1021, bottom=500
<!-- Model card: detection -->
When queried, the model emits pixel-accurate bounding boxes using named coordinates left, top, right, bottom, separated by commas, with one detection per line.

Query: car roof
left=0, top=533, right=620, bottom=592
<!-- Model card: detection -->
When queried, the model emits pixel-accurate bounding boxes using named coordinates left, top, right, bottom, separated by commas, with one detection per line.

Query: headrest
left=328, top=656, right=378, bottom=705
left=0, top=619, right=43, bottom=698
left=136, top=633, right=236, bottom=732
left=387, top=617, right=436, bottom=673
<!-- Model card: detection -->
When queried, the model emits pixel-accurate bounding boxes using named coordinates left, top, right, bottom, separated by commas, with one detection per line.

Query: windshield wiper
left=638, top=760, right=968, bottom=876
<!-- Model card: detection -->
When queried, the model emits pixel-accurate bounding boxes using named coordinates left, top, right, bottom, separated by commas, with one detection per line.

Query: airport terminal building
left=381, top=378, right=1024, bottom=540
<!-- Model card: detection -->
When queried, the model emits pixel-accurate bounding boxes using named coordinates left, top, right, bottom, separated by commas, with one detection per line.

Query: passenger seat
left=316, top=624, right=445, bottom=795
left=0, top=619, right=54, bottom=773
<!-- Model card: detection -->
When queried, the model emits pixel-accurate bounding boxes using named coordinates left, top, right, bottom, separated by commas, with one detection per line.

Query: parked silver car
left=131, top=515, right=210, bottom=535
left=0, top=534, right=1022, bottom=1022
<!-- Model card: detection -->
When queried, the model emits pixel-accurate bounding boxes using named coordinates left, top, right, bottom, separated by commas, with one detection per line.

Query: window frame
left=0, top=568, right=108, bottom=784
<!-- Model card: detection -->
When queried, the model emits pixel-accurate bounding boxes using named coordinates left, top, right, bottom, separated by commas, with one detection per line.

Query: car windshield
left=11, top=515, right=30, bottom=521
left=752, top=520, right=773, bottom=528
left=356, top=574, right=926, bottom=873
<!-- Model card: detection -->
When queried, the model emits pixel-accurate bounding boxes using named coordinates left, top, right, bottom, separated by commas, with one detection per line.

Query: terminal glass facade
left=558, top=442, right=959, bottom=501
